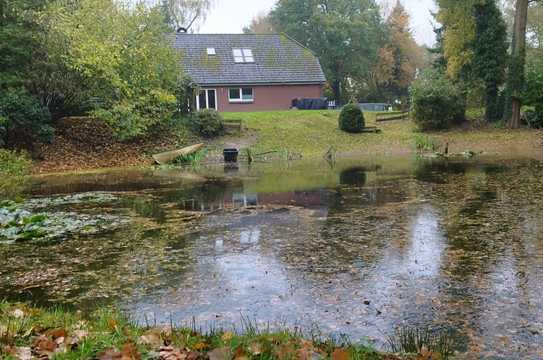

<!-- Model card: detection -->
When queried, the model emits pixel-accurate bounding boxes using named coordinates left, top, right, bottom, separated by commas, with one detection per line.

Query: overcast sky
left=198, top=0, right=437, bottom=46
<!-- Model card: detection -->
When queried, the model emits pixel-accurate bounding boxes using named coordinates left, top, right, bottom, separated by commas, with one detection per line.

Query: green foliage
left=387, top=326, right=455, bottom=359
left=44, top=0, right=180, bottom=140
left=413, top=134, right=441, bottom=153
left=338, top=104, right=365, bottom=133
left=435, top=0, right=479, bottom=79
left=94, top=90, right=178, bottom=141
left=0, top=149, right=31, bottom=199
left=524, top=56, right=543, bottom=117
left=191, top=110, right=225, bottom=138
left=473, top=0, right=508, bottom=122
left=410, top=69, right=466, bottom=131
left=269, top=0, right=385, bottom=102
left=173, top=148, right=208, bottom=167
left=0, top=87, right=53, bottom=146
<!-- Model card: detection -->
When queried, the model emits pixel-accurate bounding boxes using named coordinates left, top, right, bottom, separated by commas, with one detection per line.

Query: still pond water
left=2, top=156, right=543, bottom=359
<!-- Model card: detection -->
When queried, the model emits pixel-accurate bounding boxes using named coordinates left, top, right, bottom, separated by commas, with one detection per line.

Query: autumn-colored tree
left=374, top=1, right=425, bottom=103
left=243, top=12, right=275, bottom=34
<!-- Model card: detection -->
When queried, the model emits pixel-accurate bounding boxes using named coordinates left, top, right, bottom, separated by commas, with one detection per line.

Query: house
left=172, top=33, right=327, bottom=112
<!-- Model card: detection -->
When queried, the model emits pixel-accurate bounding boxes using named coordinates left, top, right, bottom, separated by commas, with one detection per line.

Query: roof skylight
left=233, top=48, right=254, bottom=63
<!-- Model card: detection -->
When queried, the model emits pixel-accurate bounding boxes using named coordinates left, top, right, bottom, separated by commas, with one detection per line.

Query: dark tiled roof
left=172, top=33, right=326, bottom=86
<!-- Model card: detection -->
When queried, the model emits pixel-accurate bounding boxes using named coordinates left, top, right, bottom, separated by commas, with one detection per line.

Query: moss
left=198, top=52, right=221, bottom=71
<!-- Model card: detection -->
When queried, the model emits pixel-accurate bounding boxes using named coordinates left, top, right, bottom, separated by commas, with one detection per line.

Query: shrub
left=0, top=149, right=32, bottom=199
left=0, top=88, right=53, bottom=146
left=410, top=69, right=465, bottom=131
left=524, top=108, right=543, bottom=128
left=338, top=104, right=365, bottom=133
left=94, top=90, right=177, bottom=141
left=191, top=110, right=225, bottom=138
left=524, top=57, right=543, bottom=128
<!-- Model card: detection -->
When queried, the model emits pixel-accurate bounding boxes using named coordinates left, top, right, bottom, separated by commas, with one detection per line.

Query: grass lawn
left=221, top=110, right=542, bottom=159
left=0, top=302, right=409, bottom=360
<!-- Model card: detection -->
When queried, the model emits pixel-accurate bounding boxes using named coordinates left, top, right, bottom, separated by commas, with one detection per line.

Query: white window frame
left=206, top=47, right=216, bottom=55
left=196, top=88, right=217, bottom=110
left=228, top=87, right=254, bottom=103
left=232, top=48, right=254, bottom=63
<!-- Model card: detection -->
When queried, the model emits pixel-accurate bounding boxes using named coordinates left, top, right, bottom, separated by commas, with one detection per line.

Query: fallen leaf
left=140, top=329, right=162, bottom=348
left=220, top=332, right=234, bottom=342
left=248, top=342, right=262, bottom=355
left=33, top=335, right=57, bottom=354
left=159, top=346, right=188, bottom=360
left=97, top=347, right=122, bottom=360
left=331, top=348, right=349, bottom=360
left=274, top=345, right=296, bottom=360
left=108, top=319, right=118, bottom=331
left=193, top=342, right=208, bottom=351
left=208, top=347, right=231, bottom=360
left=233, top=346, right=249, bottom=360
left=121, top=342, right=141, bottom=360
left=45, top=328, right=67, bottom=339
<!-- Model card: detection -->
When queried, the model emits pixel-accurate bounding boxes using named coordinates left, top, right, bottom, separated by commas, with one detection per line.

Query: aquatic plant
left=413, top=134, right=441, bottom=154
left=173, top=148, right=208, bottom=167
left=387, top=326, right=455, bottom=359
left=0, top=197, right=128, bottom=243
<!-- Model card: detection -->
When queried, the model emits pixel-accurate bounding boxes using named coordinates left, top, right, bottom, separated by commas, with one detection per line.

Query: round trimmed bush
left=191, top=109, right=224, bottom=138
left=339, top=104, right=365, bottom=133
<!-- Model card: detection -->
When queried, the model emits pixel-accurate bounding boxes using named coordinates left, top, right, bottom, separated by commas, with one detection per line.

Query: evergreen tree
left=473, top=0, right=508, bottom=122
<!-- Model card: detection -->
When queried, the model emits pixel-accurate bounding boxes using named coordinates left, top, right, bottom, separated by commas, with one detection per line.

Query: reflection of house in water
left=179, top=187, right=330, bottom=216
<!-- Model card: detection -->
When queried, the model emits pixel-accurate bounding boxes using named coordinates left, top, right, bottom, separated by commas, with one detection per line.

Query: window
left=206, top=48, right=216, bottom=55
left=196, top=89, right=217, bottom=110
left=232, top=48, right=254, bottom=63
left=229, top=87, right=253, bottom=103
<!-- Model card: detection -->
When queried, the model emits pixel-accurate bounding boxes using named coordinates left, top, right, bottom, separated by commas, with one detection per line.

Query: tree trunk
left=508, top=0, right=529, bottom=128
left=332, top=79, right=342, bottom=105
left=485, top=85, right=499, bottom=122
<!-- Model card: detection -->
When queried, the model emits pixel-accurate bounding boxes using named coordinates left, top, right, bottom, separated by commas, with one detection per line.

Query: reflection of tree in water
left=413, top=161, right=543, bottom=356
left=413, top=159, right=468, bottom=184
left=339, top=167, right=367, bottom=186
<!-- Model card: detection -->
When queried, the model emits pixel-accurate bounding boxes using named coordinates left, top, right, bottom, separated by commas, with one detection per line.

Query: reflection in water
left=2, top=157, right=543, bottom=358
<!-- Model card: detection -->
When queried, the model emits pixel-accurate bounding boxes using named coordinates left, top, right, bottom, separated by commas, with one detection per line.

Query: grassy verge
left=221, top=110, right=542, bottom=159
left=0, top=302, right=408, bottom=360
left=0, top=149, right=32, bottom=199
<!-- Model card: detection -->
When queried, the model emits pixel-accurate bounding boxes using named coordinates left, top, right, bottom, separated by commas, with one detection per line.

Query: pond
left=1, top=156, right=543, bottom=358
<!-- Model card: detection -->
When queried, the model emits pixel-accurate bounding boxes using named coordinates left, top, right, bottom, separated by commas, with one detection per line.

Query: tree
left=504, top=0, right=529, bottom=127
left=504, top=0, right=542, bottom=127
left=374, top=1, right=426, bottom=103
left=435, top=0, right=480, bottom=80
left=159, top=0, right=212, bottom=31
left=269, top=0, right=386, bottom=103
left=243, top=12, right=275, bottom=34
left=0, top=0, right=53, bottom=146
left=45, top=0, right=180, bottom=139
left=473, top=0, right=508, bottom=122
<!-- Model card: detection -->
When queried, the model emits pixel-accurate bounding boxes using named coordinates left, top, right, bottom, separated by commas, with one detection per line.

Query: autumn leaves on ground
left=0, top=303, right=418, bottom=360
left=32, top=112, right=543, bottom=174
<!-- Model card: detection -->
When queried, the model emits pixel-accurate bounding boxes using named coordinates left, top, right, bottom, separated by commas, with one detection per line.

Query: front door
left=196, top=89, right=217, bottom=110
